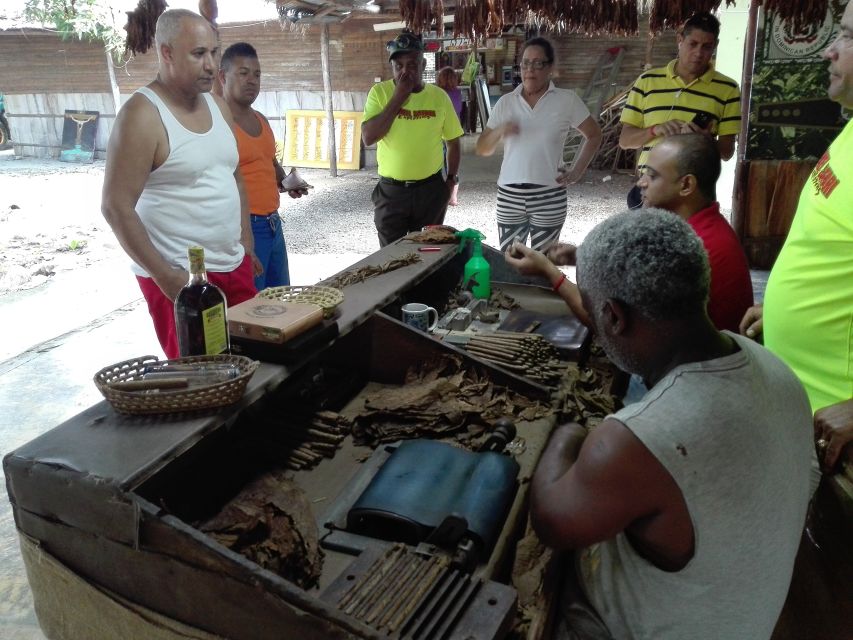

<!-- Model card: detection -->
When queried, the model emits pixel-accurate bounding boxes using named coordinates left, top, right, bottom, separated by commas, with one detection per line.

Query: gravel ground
left=283, top=158, right=636, bottom=255
left=0, top=147, right=636, bottom=295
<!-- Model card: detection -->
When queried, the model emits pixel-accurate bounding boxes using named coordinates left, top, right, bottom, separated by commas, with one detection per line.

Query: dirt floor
left=0, top=149, right=636, bottom=296
left=0, top=160, right=120, bottom=295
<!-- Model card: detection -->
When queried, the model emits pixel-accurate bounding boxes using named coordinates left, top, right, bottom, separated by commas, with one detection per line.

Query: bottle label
left=188, top=246, right=206, bottom=275
left=202, top=303, right=228, bottom=355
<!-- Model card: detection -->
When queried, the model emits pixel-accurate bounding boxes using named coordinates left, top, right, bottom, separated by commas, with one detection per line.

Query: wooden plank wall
left=738, top=160, right=814, bottom=269
left=0, top=17, right=677, bottom=158
left=109, top=17, right=392, bottom=94
left=552, top=30, right=678, bottom=96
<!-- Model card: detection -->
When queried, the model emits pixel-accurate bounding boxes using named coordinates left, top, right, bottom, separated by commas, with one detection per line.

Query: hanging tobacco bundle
left=124, top=0, right=167, bottom=57
left=451, top=0, right=501, bottom=39
left=400, top=0, right=503, bottom=38
left=760, top=0, right=830, bottom=36
left=647, top=0, right=732, bottom=34
left=198, top=0, right=218, bottom=24
left=403, top=0, right=832, bottom=40
left=565, top=0, right=639, bottom=36
left=399, top=0, right=626, bottom=39
left=399, top=0, right=442, bottom=35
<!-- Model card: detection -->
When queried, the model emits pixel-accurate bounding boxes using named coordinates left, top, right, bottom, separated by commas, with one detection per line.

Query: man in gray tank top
left=531, top=209, right=813, bottom=640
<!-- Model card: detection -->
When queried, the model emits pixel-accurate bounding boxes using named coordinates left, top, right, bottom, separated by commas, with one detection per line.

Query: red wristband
left=552, top=273, right=567, bottom=292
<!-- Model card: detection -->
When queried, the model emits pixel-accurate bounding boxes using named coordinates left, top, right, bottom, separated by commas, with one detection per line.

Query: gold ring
left=816, top=438, right=829, bottom=451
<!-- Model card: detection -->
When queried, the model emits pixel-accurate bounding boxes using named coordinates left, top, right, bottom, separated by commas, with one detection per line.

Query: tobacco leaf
left=324, top=253, right=421, bottom=289
left=558, top=359, right=621, bottom=429
left=124, top=0, right=167, bottom=57
left=352, top=354, right=551, bottom=447
left=404, top=227, right=459, bottom=244
left=509, top=518, right=559, bottom=640
left=199, top=469, right=323, bottom=589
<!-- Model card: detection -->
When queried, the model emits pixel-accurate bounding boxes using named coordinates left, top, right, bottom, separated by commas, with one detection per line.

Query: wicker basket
left=257, top=285, right=343, bottom=319
left=94, top=354, right=259, bottom=416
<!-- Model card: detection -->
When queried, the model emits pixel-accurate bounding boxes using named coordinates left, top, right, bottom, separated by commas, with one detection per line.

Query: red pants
left=136, top=254, right=256, bottom=359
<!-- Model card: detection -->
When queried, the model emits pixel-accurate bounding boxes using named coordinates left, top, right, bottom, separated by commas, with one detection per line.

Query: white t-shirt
left=487, top=82, right=590, bottom=187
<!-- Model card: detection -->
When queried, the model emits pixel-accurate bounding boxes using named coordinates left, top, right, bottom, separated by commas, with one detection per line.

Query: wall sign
left=746, top=1, right=849, bottom=161
left=283, top=110, right=363, bottom=170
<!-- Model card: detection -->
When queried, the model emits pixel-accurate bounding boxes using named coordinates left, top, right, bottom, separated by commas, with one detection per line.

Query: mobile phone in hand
left=692, top=111, right=715, bottom=129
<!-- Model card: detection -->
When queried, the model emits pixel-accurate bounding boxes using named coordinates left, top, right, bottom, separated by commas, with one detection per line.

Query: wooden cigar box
left=228, top=298, right=323, bottom=344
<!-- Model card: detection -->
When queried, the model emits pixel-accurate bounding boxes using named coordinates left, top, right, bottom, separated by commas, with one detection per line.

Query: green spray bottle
left=456, top=228, right=491, bottom=299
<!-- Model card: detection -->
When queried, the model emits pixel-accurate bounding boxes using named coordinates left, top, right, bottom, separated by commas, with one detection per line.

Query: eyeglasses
left=520, top=59, right=550, bottom=70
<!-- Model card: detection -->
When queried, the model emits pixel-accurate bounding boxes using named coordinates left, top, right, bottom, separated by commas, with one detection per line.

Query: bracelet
left=552, top=273, right=567, bottom=292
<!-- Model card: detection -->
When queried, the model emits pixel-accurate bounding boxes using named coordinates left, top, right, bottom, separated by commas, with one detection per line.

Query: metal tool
left=321, top=543, right=517, bottom=640
left=479, top=418, right=517, bottom=453
left=437, top=297, right=489, bottom=331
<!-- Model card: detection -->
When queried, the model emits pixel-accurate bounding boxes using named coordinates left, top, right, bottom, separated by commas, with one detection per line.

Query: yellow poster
left=283, top=110, right=363, bottom=170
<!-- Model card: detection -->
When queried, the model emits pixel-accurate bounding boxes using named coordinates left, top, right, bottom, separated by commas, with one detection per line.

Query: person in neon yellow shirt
left=740, top=2, right=853, bottom=475
left=362, top=32, right=463, bottom=246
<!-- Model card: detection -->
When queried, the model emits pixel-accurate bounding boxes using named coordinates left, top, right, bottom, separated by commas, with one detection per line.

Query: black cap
left=386, top=32, right=424, bottom=61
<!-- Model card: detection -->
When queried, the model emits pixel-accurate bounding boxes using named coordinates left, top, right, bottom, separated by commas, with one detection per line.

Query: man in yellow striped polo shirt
left=619, top=12, right=741, bottom=208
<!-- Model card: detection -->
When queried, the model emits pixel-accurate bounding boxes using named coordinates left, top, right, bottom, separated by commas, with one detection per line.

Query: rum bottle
left=174, top=246, right=229, bottom=356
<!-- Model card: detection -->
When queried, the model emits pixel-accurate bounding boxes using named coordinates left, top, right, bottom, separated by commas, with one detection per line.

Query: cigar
left=111, top=377, right=189, bottom=391
left=142, top=364, right=241, bottom=380
left=142, top=370, right=238, bottom=384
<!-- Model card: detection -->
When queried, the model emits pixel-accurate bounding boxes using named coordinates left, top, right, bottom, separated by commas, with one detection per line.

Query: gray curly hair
left=576, top=208, right=710, bottom=321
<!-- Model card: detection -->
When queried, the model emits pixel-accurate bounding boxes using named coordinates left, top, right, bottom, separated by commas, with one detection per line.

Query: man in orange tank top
left=220, top=42, right=306, bottom=291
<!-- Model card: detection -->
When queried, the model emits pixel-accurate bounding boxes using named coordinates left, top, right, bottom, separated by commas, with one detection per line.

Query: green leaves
left=24, top=0, right=128, bottom=63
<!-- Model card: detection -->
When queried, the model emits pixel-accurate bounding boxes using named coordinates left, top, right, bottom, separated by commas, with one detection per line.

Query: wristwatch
left=447, top=173, right=459, bottom=184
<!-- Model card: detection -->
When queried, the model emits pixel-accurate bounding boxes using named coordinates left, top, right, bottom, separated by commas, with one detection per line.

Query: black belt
left=379, top=170, right=443, bottom=188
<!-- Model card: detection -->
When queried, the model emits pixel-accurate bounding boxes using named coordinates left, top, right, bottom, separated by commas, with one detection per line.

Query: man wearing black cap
left=362, top=32, right=464, bottom=246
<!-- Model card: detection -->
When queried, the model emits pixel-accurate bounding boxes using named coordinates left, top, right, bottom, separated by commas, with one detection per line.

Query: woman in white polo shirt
left=476, top=37, right=602, bottom=252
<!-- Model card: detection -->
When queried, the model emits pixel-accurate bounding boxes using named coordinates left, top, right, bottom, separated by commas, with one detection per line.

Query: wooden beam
left=287, top=15, right=346, bottom=23
left=373, top=14, right=453, bottom=31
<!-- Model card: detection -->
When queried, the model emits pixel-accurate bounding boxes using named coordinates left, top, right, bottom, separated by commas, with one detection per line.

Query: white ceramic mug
left=401, top=303, right=438, bottom=332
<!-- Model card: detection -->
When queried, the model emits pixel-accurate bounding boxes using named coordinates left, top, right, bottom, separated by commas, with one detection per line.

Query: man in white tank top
left=101, top=8, right=256, bottom=358
left=531, top=209, right=813, bottom=640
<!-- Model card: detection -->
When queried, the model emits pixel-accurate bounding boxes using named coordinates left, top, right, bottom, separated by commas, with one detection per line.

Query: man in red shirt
left=638, top=133, right=752, bottom=332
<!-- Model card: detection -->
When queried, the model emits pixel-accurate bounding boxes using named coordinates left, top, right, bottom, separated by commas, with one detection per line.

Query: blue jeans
left=251, top=212, right=290, bottom=290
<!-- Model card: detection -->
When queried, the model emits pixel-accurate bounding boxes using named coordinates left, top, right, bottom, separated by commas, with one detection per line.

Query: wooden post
left=644, top=22, right=655, bottom=69
left=732, top=0, right=760, bottom=247
left=104, top=48, right=121, bottom=118
left=321, top=23, right=338, bottom=177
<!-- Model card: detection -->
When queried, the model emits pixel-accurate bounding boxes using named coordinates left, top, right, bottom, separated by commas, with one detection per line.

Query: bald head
left=152, top=9, right=218, bottom=96
left=155, top=9, right=210, bottom=55
left=658, top=133, right=721, bottom=201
